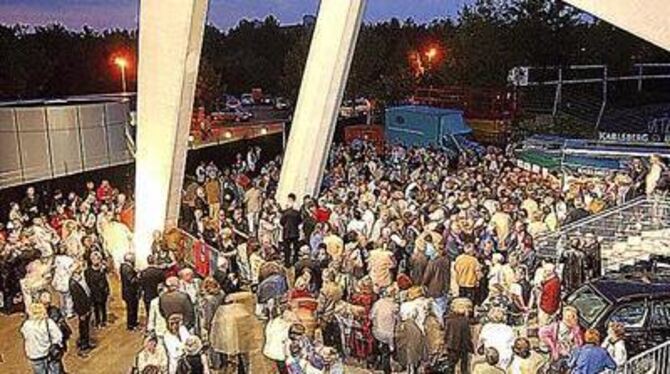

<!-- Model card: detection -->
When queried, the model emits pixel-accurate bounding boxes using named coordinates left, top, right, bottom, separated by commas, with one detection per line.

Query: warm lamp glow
left=261, top=127, right=268, bottom=135
left=114, top=57, right=128, bottom=68
left=426, top=48, right=437, bottom=61
left=224, top=131, right=232, bottom=139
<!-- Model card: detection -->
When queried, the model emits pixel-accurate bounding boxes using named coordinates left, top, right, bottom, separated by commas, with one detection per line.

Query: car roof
left=590, top=274, right=670, bottom=302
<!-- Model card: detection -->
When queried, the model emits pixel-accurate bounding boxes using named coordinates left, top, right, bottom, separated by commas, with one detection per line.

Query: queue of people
left=8, top=139, right=668, bottom=374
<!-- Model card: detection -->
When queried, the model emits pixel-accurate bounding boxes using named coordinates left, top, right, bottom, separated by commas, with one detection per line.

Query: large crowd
left=5, top=140, right=668, bottom=374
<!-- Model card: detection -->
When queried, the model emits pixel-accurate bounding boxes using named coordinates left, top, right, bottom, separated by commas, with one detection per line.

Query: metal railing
left=535, top=194, right=670, bottom=272
left=622, top=339, right=670, bottom=374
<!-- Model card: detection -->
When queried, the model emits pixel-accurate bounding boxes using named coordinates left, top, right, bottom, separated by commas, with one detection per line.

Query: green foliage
left=1, top=0, right=669, bottom=105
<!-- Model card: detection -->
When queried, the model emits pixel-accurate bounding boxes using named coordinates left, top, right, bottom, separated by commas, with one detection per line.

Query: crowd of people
left=6, top=139, right=668, bottom=374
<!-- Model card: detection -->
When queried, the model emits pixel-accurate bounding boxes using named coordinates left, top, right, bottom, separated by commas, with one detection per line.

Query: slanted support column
left=134, top=0, right=208, bottom=267
left=563, top=0, right=670, bottom=51
left=276, top=0, right=367, bottom=205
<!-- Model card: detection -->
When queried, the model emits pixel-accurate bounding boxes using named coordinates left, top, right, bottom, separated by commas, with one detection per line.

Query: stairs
left=535, top=195, right=670, bottom=272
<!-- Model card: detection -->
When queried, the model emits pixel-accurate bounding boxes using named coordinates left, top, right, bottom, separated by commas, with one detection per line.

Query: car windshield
left=567, top=286, right=610, bottom=325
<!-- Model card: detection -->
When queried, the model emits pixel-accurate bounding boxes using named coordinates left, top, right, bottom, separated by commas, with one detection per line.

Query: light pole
left=114, top=57, right=128, bottom=93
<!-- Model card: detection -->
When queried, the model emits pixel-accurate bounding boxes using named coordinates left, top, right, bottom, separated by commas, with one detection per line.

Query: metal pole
left=553, top=68, right=563, bottom=117
left=121, top=65, right=127, bottom=93
left=637, top=65, right=643, bottom=92
left=595, top=66, right=608, bottom=130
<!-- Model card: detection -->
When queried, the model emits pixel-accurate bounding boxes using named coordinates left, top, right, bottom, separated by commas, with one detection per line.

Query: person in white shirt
left=147, top=285, right=168, bottom=338
left=52, top=252, right=76, bottom=318
left=263, top=308, right=292, bottom=370
left=478, top=307, right=515, bottom=369
left=163, top=314, right=192, bottom=374
left=602, top=322, right=627, bottom=374
left=21, top=303, right=64, bottom=374
left=136, top=334, right=169, bottom=374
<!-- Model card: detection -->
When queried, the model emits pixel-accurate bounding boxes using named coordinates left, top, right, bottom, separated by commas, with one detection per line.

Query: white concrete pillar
left=276, top=0, right=367, bottom=206
left=134, top=0, right=208, bottom=267
left=564, top=0, right=670, bottom=51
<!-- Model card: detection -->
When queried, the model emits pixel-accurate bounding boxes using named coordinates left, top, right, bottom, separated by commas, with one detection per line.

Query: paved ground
left=0, top=277, right=378, bottom=374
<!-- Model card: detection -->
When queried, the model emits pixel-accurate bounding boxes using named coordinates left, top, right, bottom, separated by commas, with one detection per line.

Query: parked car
left=241, top=93, right=255, bottom=106
left=339, top=97, right=370, bottom=118
left=275, top=97, right=291, bottom=110
left=212, top=107, right=253, bottom=122
left=566, top=272, right=670, bottom=356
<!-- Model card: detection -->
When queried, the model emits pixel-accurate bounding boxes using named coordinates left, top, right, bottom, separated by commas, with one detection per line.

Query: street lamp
left=425, top=48, right=437, bottom=64
left=114, top=57, right=128, bottom=93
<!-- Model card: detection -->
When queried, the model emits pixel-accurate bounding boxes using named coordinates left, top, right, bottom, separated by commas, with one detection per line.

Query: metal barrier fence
left=622, top=339, right=670, bottom=374
left=534, top=194, right=670, bottom=272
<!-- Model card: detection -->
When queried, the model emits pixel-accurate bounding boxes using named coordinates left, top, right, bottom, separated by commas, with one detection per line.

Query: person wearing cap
left=159, top=276, right=195, bottom=331
left=21, top=303, right=64, bottom=374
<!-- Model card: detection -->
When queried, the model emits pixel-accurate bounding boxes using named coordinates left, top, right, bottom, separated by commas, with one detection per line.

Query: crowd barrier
left=165, top=227, right=223, bottom=278
left=622, top=339, right=670, bottom=374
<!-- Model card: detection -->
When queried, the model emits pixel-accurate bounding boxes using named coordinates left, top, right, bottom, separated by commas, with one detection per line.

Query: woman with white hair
left=21, top=303, right=64, bottom=374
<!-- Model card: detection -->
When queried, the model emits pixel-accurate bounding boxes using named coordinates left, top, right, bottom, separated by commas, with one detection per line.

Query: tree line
left=1, top=0, right=669, bottom=107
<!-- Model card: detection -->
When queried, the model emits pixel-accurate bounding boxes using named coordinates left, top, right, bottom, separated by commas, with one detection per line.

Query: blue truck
left=385, top=105, right=481, bottom=155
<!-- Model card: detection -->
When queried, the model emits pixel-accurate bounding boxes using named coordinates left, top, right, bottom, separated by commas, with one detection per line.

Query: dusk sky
left=0, top=0, right=473, bottom=31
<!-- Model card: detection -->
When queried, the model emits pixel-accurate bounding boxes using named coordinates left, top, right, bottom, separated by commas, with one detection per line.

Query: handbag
left=45, top=320, right=64, bottom=361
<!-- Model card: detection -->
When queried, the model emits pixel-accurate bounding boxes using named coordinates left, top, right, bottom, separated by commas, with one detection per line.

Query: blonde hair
left=487, top=307, right=506, bottom=324
left=29, top=303, right=48, bottom=320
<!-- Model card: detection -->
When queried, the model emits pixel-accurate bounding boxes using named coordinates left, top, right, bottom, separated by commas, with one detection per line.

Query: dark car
left=566, top=273, right=670, bottom=356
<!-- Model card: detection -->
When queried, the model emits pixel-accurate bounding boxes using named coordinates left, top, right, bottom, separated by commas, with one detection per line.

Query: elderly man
left=120, top=252, right=140, bottom=331
left=159, top=276, right=195, bottom=330
left=69, top=265, right=95, bottom=356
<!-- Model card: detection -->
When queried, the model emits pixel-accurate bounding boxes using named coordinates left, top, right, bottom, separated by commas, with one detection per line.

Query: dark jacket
left=120, top=262, right=140, bottom=302
left=140, top=266, right=166, bottom=303
left=69, top=278, right=92, bottom=317
left=47, top=304, right=72, bottom=341
left=84, top=266, right=110, bottom=303
left=444, top=313, right=474, bottom=354
left=159, top=290, right=195, bottom=329
left=280, top=208, right=301, bottom=240
left=422, top=255, right=451, bottom=298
